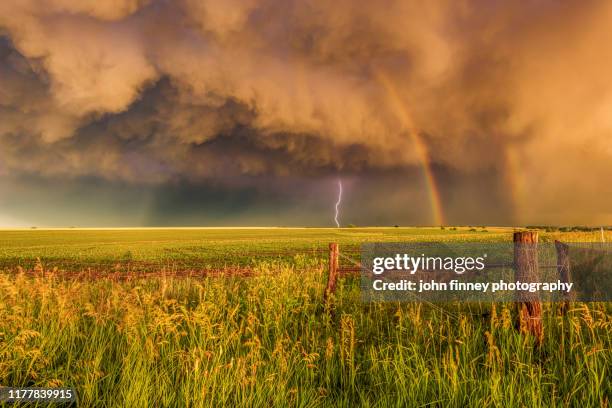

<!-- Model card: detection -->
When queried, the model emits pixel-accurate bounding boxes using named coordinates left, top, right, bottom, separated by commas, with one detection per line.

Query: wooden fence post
left=555, top=240, right=572, bottom=314
left=513, top=231, right=543, bottom=343
left=324, top=243, right=339, bottom=305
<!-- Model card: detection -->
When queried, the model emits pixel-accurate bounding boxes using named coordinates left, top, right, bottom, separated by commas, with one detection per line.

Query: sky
left=0, top=0, right=611, bottom=227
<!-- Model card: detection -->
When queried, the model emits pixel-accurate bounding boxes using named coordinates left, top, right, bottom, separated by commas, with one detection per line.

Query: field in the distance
left=0, top=227, right=516, bottom=272
left=0, top=227, right=610, bottom=407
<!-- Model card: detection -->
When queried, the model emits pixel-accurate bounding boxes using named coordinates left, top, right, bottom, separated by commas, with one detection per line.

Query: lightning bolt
left=334, top=179, right=342, bottom=228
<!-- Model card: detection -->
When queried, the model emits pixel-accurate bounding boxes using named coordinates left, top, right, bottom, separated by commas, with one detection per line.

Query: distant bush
left=555, top=226, right=603, bottom=233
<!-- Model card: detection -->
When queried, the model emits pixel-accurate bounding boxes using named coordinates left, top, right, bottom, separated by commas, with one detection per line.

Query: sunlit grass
left=0, top=228, right=609, bottom=406
left=0, top=257, right=609, bottom=407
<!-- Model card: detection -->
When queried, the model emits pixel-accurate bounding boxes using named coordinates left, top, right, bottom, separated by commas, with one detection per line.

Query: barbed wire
left=336, top=250, right=463, bottom=322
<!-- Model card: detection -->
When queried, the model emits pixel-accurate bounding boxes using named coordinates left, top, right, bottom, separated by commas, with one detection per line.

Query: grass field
left=0, top=228, right=610, bottom=406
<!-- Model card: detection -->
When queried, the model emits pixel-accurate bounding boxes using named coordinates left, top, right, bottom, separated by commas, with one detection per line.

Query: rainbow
left=502, top=145, right=524, bottom=225
left=374, top=69, right=446, bottom=226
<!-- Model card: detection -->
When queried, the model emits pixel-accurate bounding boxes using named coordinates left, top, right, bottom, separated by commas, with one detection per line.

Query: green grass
left=0, top=227, right=513, bottom=271
left=0, top=228, right=610, bottom=407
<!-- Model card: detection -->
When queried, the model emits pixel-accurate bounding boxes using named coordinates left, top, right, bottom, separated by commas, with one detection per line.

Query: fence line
left=322, top=232, right=608, bottom=344
left=5, top=234, right=608, bottom=344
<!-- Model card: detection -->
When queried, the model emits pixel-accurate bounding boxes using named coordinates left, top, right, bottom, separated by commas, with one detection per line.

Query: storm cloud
left=0, top=0, right=611, bottom=226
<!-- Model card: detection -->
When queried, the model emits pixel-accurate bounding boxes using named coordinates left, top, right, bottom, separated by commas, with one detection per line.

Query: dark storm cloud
left=0, top=0, right=611, bottom=225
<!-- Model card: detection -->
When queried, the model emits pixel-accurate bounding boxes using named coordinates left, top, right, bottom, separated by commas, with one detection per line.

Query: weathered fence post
left=555, top=240, right=572, bottom=314
left=513, top=231, right=543, bottom=343
left=324, top=243, right=339, bottom=305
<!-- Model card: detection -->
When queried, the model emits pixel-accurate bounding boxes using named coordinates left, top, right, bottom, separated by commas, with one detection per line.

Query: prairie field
left=0, top=227, right=610, bottom=407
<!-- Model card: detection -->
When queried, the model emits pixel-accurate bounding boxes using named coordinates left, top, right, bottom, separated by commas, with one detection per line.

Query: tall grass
left=0, top=258, right=609, bottom=407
